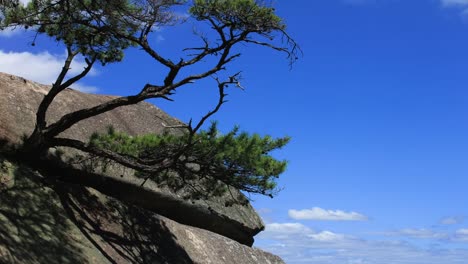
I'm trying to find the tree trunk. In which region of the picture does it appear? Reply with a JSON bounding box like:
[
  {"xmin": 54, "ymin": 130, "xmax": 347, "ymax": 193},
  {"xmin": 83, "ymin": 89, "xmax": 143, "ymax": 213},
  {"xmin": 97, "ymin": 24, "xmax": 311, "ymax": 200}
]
[{"xmin": 20, "ymin": 128, "xmax": 51, "ymax": 163}]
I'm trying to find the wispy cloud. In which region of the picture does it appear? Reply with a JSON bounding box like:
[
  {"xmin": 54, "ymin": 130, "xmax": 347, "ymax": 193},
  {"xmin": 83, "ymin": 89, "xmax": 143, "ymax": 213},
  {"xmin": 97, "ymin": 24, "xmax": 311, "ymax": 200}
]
[
  {"xmin": 256, "ymin": 222, "xmax": 468, "ymax": 264},
  {"xmin": 0, "ymin": 50, "xmax": 99, "ymax": 93},
  {"xmin": 440, "ymin": 216, "xmax": 464, "ymax": 225},
  {"xmin": 440, "ymin": 0, "xmax": 468, "ymax": 17},
  {"xmin": 307, "ymin": 230, "xmax": 351, "ymax": 242},
  {"xmin": 288, "ymin": 207, "xmax": 368, "ymax": 221},
  {"xmin": 384, "ymin": 228, "xmax": 449, "ymax": 240},
  {"xmin": 72, "ymin": 83, "xmax": 99, "ymax": 93},
  {"xmin": 381, "ymin": 227, "xmax": 468, "ymax": 243},
  {"xmin": 259, "ymin": 222, "xmax": 356, "ymax": 243},
  {"xmin": 262, "ymin": 222, "xmax": 315, "ymax": 239},
  {"xmin": 454, "ymin": 229, "xmax": 468, "ymax": 242}
]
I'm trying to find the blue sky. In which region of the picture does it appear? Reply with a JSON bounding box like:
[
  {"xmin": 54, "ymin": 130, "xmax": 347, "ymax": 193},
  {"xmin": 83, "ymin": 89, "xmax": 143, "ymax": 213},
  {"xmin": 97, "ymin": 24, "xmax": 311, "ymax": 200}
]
[{"xmin": 1, "ymin": 0, "xmax": 468, "ymax": 263}]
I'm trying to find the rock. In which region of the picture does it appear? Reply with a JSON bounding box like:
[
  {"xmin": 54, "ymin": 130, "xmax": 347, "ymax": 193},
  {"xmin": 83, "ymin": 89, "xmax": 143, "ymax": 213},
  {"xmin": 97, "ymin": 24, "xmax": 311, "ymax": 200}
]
[
  {"xmin": 0, "ymin": 72, "xmax": 264, "ymax": 246},
  {"xmin": 0, "ymin": 155, "xmax": 284, "ymax": 264}
]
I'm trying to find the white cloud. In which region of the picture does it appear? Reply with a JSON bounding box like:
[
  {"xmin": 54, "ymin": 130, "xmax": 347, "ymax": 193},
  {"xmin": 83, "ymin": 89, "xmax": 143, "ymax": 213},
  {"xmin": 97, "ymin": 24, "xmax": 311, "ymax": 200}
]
[
  {"xmin": 289, "ymin": 207, "xmax": 368, "ymax": 221},
  {"xmin": 307, "ymin": 231, "xmax": 349, "ymax": 242},
  {"xmin": 265, "ymin": 222, "xmax": 314, "ymax": 234},
  {"xmin": 380, "ymin": 227, "xmax": 468, "ymax": 243},
  {"xmin": 386, "ymin": 228, "xmax": 448, "ymax": 240},
  {"xmin": 0, "ymin": 27, "xmax": 27, "ymax": 37},
  {"xmin": 456, "ymin": 229, "xmax": 468, "ymax": 235},
  {"xmin": 259, "ymin": 222, "xmax": 355, "ymax": 245},
  {"xmin": 256, "ymin": 223, "xmax": 468, "ymax": 264},
  {"xmin": 72, "ymin": 83, "xmax": 99, "ymax": 93},
  {"xmin": 0, "ymin": 50, "xmax": 99, "ymax": 93},
  {"xmin": 454, "ymin": 229, "xmax": 468, "ymax": 242},
  {"xmin": 440, "ymin": 216, "xmax": 464, "ymax": 225},
  {"xmin": 262, "ymin": 222, "xmax": 315, "ymax": 240}
]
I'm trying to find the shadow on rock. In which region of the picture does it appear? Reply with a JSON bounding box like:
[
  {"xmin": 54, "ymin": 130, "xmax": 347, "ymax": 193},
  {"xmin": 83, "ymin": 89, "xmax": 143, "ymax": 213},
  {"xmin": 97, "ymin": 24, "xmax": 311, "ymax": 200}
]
[
  {"xmin": 0, "ymin": 159, "xmax": 87, "ymax": 264},
  {"xmin": 0, "ymin": 156, "xmax": 193, "ymax": 264},
  {"xmin": 55, "ymin": 184, "xmax": 193, "ymax": 264}
]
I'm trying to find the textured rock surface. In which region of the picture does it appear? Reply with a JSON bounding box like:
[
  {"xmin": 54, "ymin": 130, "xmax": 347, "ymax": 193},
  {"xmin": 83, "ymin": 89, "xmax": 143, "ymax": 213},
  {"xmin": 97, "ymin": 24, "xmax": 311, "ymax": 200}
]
[
  {"xmin": 0, "ymin": 73, "xmax": 181, "ymax": 143},
  {"xmin": 0, "ymin": 156, "xmax": 284, "ymax": 264},
  {"xmin": 0, "ymin": 72, "xmax": 264, "ymax": 246}
]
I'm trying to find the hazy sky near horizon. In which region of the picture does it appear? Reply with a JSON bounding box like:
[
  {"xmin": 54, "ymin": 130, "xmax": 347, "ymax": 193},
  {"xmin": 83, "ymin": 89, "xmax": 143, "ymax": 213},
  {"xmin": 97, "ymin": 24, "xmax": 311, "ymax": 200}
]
[{"xmin": 1, "ymin": 0, "xmax": 468, "ymax": 263}]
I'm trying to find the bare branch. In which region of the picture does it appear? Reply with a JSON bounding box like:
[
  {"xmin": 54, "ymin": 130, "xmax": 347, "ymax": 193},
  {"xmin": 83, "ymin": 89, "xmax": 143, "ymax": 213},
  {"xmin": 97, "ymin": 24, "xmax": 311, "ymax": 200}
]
[
  {"xmin": 60, "ymin": 55, "xmax": 96, "ymax": 91},
  {"xmin": 243, "ymin": 39, "xmax": 288, "ymax": 53},
  {"xmin": 191, "ymin": 72, "xmax": 242, "ymax": 134}
]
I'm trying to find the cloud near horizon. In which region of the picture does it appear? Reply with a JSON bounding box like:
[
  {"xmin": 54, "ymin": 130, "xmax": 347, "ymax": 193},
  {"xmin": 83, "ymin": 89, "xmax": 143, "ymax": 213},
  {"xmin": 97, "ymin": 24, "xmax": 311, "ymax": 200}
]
[
  {"xmin": 380, "ymin": 227, "xmax": 468, "ymax": 243},
  {"xmin": 256, "ymin": 222, "xmax": 468, "ymax": 263},
  {"xmin": 0, "ymin": 50, "xmax": 99, "ymax": 93},
  {"xmin": 384, "ymin": 228, "xmax": 449, "ymax": 240},
  {"xmin": 288, "ymin": 207, "xmax": 368, "ymax": 221},
  {"xmin": 259, "ymin": 222, "xmax": 356, "ymax": 243},
  {"xmin": 454, "ymin": 229, "xmax": 468, "ymax": 242},
  {"xmin": 344, "ymin": 0, "xmax": 468, "ymax": 6}
]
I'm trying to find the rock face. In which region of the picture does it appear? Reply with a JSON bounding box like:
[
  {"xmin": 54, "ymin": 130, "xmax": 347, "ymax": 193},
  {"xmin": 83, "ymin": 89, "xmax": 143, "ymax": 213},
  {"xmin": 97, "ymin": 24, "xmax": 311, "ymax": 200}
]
[
  {"xmin": 0, "ymin": 73, "xmax": 181, "ymax": 144},
  {"xmin": 0, "ymin": 155, "xmax": 285, "ymax": 264},
  {"xmin": 0, "ymin": 72, "xmax": 264, "ymax": 246}
]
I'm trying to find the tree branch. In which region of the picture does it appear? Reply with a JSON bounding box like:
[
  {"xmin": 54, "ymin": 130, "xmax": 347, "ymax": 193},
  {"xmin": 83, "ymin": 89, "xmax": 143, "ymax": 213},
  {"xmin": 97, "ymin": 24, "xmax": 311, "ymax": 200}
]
[
  {"xmin": 44, "ymin": 89, "xmax": 156, "ymax": 138},
  {"xmin": 191, "ymin": 73, "xmax": 240, "ymax": 134},
  {"xmin": 34, "ymin": 46, "xmax": 76, "ymax": 130},
  {"xmin": 35, "ymin": 47, "xmax": 96, "ymax": 133},
  {"xmin": 51, "ymin": 137, "xmax": 171, "ymax": 174}
]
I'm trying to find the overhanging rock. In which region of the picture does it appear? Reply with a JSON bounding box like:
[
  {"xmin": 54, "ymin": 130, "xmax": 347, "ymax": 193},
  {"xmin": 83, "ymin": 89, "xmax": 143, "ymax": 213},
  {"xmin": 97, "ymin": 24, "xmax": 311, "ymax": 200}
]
[{"xmin": 0, "ymin": 155, "xmax": 285, "ymax": 264}]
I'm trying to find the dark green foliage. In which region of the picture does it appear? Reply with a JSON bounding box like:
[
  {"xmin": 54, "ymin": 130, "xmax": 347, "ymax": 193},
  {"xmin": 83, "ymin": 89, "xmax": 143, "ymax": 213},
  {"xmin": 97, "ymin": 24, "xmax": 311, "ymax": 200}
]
[
  {"xmin": 3, "ymin": 0, "xmax": 127, "ymax": 63},
  {"xmin": 1, "ymin": 0, "xmax": 292, "ymax": 64},
  {"xmin": 190, "ymin": 0, "xmax": 285, "ymax": 32},
  {"xmin": 1, "ymin": 0, "xmax": 182, "ymax": 64},
  {"xmin": 89, "ymin": 123, "xmax": 289, "ymax": 199}
]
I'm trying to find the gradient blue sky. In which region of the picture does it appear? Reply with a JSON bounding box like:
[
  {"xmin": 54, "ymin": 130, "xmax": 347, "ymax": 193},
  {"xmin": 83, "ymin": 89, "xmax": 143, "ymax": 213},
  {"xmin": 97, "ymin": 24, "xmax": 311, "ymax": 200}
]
[{"xmin": 1, "ymin": 0, "xmax": 468, "ymax": 263}]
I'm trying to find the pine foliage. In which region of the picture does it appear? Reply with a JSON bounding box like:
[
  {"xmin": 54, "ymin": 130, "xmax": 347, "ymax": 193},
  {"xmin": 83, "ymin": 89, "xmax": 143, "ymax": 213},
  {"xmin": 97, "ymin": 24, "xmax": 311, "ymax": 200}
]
[{"xmin": 89, "ymin": 123, "xmax": 289, "ymax": 200}]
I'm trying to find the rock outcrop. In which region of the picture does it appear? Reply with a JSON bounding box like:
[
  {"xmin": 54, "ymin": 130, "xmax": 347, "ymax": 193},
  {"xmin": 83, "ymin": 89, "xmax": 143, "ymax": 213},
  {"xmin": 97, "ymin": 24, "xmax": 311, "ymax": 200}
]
[
  {"xmin": 0, "ymin": 155, "xmax": 284, "ymax": 264},
  {"xmin": 0, "ymin": 72, "xmax": 265, "ymax": 247}
]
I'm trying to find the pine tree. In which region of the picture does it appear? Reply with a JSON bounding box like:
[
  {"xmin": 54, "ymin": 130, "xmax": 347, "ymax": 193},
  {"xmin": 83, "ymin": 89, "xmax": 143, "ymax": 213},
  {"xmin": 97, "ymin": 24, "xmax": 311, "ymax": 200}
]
[{"xmin": 0, "ymin": 0, "xmax": 299, "ymax": 198}]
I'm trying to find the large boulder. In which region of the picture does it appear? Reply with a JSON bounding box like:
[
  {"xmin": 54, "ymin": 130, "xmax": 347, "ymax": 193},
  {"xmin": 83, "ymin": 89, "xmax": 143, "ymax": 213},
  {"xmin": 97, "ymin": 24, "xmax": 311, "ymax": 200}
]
[
  {"xmin": 0, "ymin": 155, "xmax": 284, "ymax": 264},
  {"xmin": 0, "ymin": 72, "xmax": 264, "ymax": 246}
]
